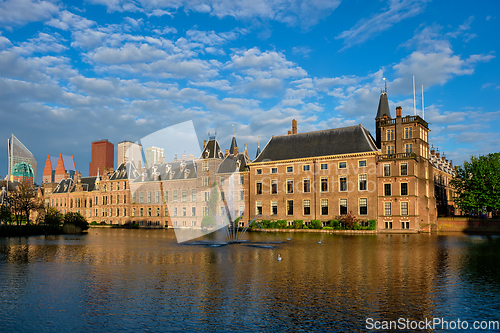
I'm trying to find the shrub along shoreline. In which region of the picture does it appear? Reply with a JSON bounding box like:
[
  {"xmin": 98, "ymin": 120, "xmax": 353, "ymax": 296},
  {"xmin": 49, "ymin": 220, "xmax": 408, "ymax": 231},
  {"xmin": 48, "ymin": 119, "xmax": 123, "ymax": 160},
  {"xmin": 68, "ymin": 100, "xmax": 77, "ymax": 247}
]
[{"xmin": 250, "ymin": 218, "xmax": 377, "ymax": 231}]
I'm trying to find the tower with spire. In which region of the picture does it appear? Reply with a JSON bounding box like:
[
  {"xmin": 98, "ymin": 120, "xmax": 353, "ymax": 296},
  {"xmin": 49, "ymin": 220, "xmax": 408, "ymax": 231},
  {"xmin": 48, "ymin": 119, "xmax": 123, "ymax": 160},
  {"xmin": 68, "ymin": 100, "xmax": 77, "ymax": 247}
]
[{"xmin": 375, "ymin": 87, "xmax": 391, "ymax": 149}]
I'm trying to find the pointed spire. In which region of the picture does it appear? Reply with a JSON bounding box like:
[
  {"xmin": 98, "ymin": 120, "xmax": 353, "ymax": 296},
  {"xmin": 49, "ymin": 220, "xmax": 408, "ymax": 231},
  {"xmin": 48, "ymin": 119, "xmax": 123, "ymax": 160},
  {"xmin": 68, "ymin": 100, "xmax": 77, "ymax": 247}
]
[
  {"xmin": 229, "ymin": 124, "xmax": 238, "ymax": 154},
  {"xmin": 376, "ymin": 91, "xmax": 391, "ymax": 119},
  {"xmin": 54, "ymin": 153, "xmax": 66, "ymax": 183},
  {"xmin": 42, "ymin": 154, "xmax": 53, "ymax": 183},
  {"xmin": 244, "ymin": 142, "xmax": 249, "ymax": 158}
]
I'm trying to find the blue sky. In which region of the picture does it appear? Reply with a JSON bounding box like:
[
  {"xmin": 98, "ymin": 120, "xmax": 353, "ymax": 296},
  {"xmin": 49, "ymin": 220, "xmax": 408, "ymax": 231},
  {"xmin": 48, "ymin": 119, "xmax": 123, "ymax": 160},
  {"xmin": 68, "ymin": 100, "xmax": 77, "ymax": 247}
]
[{"xmin": 0, "ymin": 0, "xmax": 498, "ymax": 179}]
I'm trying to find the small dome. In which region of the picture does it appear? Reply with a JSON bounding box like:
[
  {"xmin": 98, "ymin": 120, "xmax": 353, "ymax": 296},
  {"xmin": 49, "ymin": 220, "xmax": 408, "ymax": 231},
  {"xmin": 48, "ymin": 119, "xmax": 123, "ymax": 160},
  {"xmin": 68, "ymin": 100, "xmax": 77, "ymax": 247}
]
[{"xmin": 12, "ymin": 162, "xmax": 35, "ymax": 178}]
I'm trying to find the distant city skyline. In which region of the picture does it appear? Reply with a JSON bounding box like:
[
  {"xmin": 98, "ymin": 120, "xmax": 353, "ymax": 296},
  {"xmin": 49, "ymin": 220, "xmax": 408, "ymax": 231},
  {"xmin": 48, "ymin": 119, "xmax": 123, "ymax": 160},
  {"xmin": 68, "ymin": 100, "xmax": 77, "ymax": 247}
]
[{"xmin": 0, "ymin": 0, "xmax": 499, "ymax": 180}]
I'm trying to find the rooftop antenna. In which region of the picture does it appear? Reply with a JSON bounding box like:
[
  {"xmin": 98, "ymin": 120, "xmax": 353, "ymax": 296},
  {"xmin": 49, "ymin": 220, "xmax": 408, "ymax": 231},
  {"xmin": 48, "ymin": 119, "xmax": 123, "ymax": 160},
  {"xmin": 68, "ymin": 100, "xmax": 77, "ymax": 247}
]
[
  {"xmin": 413, "ymin": 75, "xmax": 416, "ymax": 116},
  {"xmin": 421, "ymin": 84, "xmax": 424, "ymax": 120}
]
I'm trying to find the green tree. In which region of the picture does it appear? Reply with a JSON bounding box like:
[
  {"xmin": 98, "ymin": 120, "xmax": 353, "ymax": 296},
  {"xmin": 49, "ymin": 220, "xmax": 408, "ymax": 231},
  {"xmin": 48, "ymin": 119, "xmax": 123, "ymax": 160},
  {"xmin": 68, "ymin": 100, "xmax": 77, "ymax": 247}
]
[
  {"xmin": 64, "ymin": 212, "xmax": 89, "ymax": 231},
  {"xmin": 0, "ymin": 204, "xmax": 11, "ymax": 225},
  {"xmin": 450, "ymin": 153, "xmax": 500, "ymax": 217},
  {"xmin": 44, "ymin": 207, "xmax": 63, "ymax": 226}
]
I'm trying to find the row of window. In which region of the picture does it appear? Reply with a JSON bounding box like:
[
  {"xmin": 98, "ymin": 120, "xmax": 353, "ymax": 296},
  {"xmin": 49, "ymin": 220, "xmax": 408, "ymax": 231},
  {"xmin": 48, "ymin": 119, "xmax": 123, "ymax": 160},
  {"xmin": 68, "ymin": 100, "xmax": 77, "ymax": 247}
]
[
  {"xmin": 383, "ymin": 202, "xmax": 409, "ymax": 216},
  {"xmin": 384, "ymin": 182, "xmax": 409, "ymax": 196},
  {"xmin": 256, "ymin": 176, "xmax": 371, "ymax": 194},
  {"xmin": 385, "ymin": 127, "xmax": 414, "ymax": 141},
  {"xmin": 101, "ymin": 181, "xmax": 127, "ymax": 192},
  {"xmin": 383, "ymin": 163, "xmax": 408, "ymax": 177},
  {"xmin": 255, "ymin": 198, "xmax": 368, "ymax": 216},
  {"xmin": 255, "ymin": 160, "xmax": 369, "ymax": 175},
  {"xmin": 386, "ymin": 144, "xmax": 413, "ymax": 155}
]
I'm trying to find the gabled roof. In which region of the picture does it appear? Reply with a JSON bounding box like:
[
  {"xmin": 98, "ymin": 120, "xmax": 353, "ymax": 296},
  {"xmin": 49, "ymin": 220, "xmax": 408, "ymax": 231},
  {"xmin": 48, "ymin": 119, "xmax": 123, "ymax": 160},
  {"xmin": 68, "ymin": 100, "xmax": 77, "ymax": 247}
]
[
  {"xmin": 217, "ymin": 153, "xmax": 250, "ymax": 174},
  {"xmin": 376, "ymin": 92, "xmax": 391, "ymax": 119},
  {"xmin": 253, "ymin": 125, "xmax": 378, "ymax": 163},
  {"xmin": 200, "ymin": 139, "xmax": 223, "ymax": 159}
]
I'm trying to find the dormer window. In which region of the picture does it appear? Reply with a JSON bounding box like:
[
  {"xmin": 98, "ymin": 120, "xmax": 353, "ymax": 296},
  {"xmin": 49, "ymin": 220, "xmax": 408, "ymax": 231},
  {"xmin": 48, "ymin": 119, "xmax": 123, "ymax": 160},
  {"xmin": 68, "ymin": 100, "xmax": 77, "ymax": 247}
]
[{"xmin": 184, "ymin": 169, "xmax": 190, "ymax": 179}]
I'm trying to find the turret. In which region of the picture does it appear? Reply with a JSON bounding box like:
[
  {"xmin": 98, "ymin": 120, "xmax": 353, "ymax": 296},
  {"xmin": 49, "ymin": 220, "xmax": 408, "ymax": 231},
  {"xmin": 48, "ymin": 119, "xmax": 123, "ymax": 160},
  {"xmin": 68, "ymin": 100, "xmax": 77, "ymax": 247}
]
[{"xmin": 375, "ymin": 91, "xmax": 391, "ymax": 149}]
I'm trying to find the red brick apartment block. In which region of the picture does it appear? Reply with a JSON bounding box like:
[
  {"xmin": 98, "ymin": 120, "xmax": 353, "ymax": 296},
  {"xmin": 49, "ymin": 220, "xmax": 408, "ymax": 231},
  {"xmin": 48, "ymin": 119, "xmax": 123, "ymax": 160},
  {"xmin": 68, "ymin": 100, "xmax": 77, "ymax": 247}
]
[{"xmin": 89, "ymin": 139, "xmax": 114, "ymax": 177}]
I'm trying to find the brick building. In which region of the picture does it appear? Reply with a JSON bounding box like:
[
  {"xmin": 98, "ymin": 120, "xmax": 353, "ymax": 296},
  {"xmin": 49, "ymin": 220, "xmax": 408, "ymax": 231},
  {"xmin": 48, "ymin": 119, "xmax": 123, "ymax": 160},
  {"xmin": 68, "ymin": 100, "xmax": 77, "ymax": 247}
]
[
  {"xmin": 89, "ymin": 139, "xmax": 114, "ymax": 177},
  {"xmin": 43, "ymin": 91, "xmax": 455, "ymax": 231}
]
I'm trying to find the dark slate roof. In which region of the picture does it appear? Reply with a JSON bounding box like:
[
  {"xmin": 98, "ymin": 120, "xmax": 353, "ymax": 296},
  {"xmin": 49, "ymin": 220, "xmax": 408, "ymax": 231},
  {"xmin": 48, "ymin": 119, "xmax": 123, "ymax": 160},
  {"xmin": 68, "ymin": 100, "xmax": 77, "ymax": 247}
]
[
  {"xmin": 200, "ymin": 139, "xmax": 223, "ymax": 159},
  {"xmin": 109, "ymin": 162, "xmax": 135, "ymax": 180},
  {"xmin": 217, "ymin": 153, "xmax": 250, "ymax": 174},
  {"xmin": 253, "ymin": 125, "xmax": 378, "ymax": 163},
  {"xmin": 53, "ymin": 178, "xmax": 74, "ymax": 193},
  {"xmin": 132, "ymin": 160, "xmax": 197, "ymax": 183},
  {"xmin": 229, "ymin": 136, "xmax": 238, "ymax": 154},
  {"xmin": 79, "ymin": 177, "xmax": 97, "ymax": 192},
  {"xmin": 376, "ymin": 92, "xmax": 391, "ymax": 119}
]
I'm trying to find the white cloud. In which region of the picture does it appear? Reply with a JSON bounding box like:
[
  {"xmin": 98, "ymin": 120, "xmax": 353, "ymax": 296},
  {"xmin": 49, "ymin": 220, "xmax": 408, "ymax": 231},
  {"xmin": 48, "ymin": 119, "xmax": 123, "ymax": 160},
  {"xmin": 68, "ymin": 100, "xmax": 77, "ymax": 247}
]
[
  {"xmin": 46, "ymin": 10, "xmax": 95, "ymax": 31},
  {"xmin": 13, "ymin": 32, "xmax": 67, "ymax": 55},
  {"xmin": 314, "ymin": 75, "xmax": 360, "ymax": 92},
  {"xmin": 87, "ymin": 0, "xmax": 340, "ymax": 28},
  {"xmin": 292, "ymin": 46, "xmax": 312, "ymax": 57},
  {"xmin": 0, "ymin": 0, "xmax": 59, "ymax": 28},
  {"xmin": 88, "ymin": 43, "xmax": 167, "ymax": 64},
  {"xmin": 336, "ymin": 0, "xmax": 429, "ymax": 49},
  {"xmin": 188, "ymin": 80, "xmax": 232, "ymax": 91}
]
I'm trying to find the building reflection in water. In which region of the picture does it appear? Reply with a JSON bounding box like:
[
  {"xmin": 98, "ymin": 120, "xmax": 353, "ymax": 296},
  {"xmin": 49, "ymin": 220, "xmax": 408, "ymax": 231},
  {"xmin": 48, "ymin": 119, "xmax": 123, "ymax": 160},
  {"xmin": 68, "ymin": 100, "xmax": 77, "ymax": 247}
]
[{"xmin": 1, "ymin": 230, "xmax": 499, "ymax": 331}]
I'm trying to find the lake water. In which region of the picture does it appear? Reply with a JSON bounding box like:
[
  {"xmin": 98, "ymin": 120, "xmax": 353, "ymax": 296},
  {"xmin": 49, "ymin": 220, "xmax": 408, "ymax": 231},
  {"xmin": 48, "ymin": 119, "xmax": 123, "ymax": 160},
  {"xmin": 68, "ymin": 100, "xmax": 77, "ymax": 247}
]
[{"xmin": 1, "ymin": 229, "xmax": 499, "ymax": 332}]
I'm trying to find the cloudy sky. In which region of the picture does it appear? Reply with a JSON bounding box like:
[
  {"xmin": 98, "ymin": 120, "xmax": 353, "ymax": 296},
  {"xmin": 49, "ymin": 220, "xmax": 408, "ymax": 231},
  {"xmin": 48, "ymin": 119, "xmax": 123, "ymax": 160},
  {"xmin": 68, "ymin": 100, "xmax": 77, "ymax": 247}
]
[{"xmin": 0, "ymin": 0, "xmax": 498, "ymax": 179}]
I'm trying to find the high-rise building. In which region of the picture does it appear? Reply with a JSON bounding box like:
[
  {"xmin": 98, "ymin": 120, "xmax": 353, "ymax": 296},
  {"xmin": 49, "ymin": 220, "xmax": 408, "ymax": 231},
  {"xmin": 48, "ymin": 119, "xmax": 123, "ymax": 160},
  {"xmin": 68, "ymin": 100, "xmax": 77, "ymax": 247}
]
[
  {"xmin": 145, "ymin": 146, "xmax": 164, "ymax": 167},
  {"xmin": 117, "ymin": 140, "xmax": 142, "ymax": 168},
  {"xmin": 8, "ymin": 134, "xmax": 37, "ymax": 184},
  {"xmin": 89, "ymin": 139, "xmax": 114, "ymax": 177}
]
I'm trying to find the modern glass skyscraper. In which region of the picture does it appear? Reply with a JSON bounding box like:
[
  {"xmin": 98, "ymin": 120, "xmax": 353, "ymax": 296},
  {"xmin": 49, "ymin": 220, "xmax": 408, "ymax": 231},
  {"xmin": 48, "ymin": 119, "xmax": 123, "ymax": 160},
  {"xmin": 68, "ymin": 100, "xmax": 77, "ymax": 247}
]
[{"xmin": 8, "ymin": 134, "xmax": 37, "ymax": 184}]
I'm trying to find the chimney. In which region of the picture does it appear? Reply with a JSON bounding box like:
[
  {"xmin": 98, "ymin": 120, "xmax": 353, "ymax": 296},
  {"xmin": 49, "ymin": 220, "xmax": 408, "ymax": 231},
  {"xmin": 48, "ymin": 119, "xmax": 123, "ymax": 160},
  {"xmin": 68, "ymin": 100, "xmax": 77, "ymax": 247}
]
[
  {"xmin": 174, "ymin": 154, "xmax": 177, "ymax": 161},
  {"xmin": 182, "ymin": 154, "xmax": 186, "ymax": 161},
  {"xmin": 292, "ymin": 119, "xmax": 297, "ymax": 134},
  {"xmin": 225, "ymin": 149, "xmax": 229, "ymax": 157},
  {"xmin": 234, "ymin": 147, "xmax": 239, "ymax": 156},
  {"xmin": 203, "ymin": 140, "xmax": 207, "ymax": 148},
  {"xmin": 190, "ymin": 154, "xmax": 194, "ymax": 160},
  {"xmin": 396, "ymin": 106, "xmax": 402, "ymax": 117},
  {"xmin": 450, "ymin": 160, "xmax": 453, "ymax": 168},
  {"xmin": 288, "ymin": 130, "xmax": 291, "ymax": 135}
]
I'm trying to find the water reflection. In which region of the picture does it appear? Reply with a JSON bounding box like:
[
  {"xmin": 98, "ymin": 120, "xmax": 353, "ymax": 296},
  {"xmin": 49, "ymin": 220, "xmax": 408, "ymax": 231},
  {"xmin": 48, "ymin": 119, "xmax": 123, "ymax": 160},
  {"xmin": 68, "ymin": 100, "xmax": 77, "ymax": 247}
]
[{"xmin": 1, "ymin": 230, "xmax": 499, "ymax": 332}]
